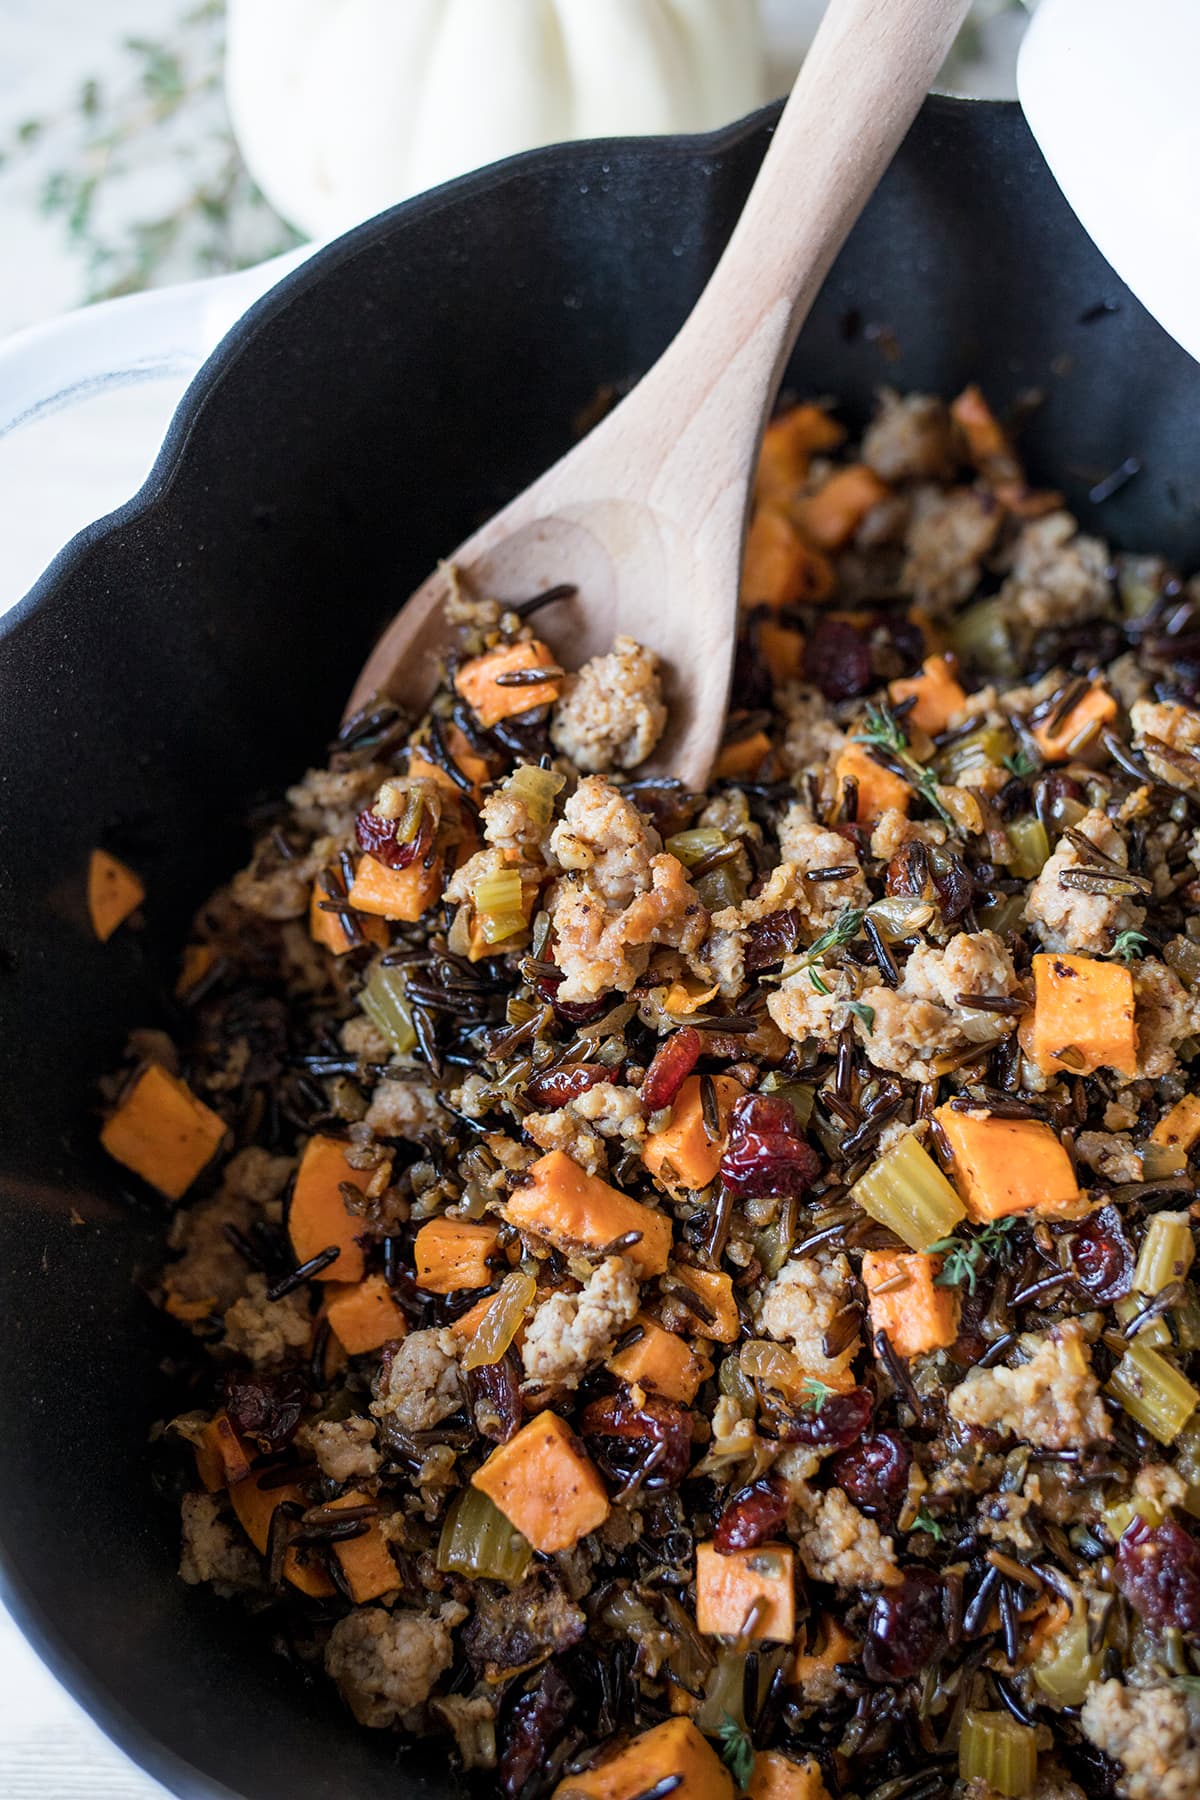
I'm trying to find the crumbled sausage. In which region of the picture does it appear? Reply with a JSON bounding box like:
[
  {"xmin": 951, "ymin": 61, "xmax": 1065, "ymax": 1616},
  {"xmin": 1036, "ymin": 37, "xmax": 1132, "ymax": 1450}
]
[
  {"xmin": 550, "ymin": 775, "xmax": 661, "ymax": 906},
  {"xmin": 902, "ymin": 485, "xmax": 1003, "ymax": 613},
  {"xmin": 1130, "ymin": 698, "xmax": 1200, "ymax": 790},
  {"xmin": 862, "ymin": 390, "xmax": 956, "ymax": 484},
  {"xmin": 778, "ymin": 683, "xmax": 845, "ymax": 775},
  {"xmin": 341, "ymin": 1012, "xmax": 393, "ymax": 1063},
  {"xmin": 285, "ymin": 763, "xmax": 384, "ymax": 838},
  {"xmin": 998, "ymin": 512, "xmax": 1112, "ymax": 635},
  {"xmin": 1132, "ymin": 957, "xmax": 1200, "ymax": 1079},
  {"xmin": 178, "ymin": 1491, "xmax": 263, "ymax": 1592},
  {"xmin": 758, "ymin": 1253, "xmax": 859, "ymax": 1383},
  {"xmin": 792, "ymin": 1485, "xmax": 901, "ymax": 1589},
  {"xmin": 521, "ymin": 1256, "xmax": 640, "ymax": 1389},
  {"xmin": 462, "ymin": 1568, "xmax": 585, "ymax": 1679},
  {"xmin": 550, "ymin": 636, "xmax": 667, "ymax": 773},
  {"xmin": 371, "ymin": 1328, "xmax": 464, "ymax": 1433},
  {"xmin": 365, "ymin": 1079, "xmax": 443, "ymax": 1141},
  {"xmin": 1023, "ymin": 810, "xmax": 1146, "ymax": 954},
  {"xmin": 1075, "ymin": 1130, "xmax": 1141, "ymax": 1184},
  {"xmin": 948, "ymin": 1322, "xmax": 1111, "ymax": 1450},
  {"xmin": 774, "ymin": 814, "xmax": 871, "ymax": 931},
  {"xmin": 324, "ymin": 1602, "xmax": 466, "ymax": 1728},
  {"xmin": 868, "ymin": 808, "xmax": 946, "ymax": 862},
  {"xmin": 299, "ymin": 1416, "xmax": 382, "ymax": 1484},
  {"xmin": 524, "ymin": 1105, "xmax": 607, "ymax": 1174},
  {"xmin": 1081, "ymin": 1679, "xmax": 1200, "ymax": 1800},
  {"xmin": 478, "ymin": 786, "xmax": 554, "ymax": 863},
  {"xmin": 221, "ymin": 1272, "xmax": 313, "ymax": 1367}
]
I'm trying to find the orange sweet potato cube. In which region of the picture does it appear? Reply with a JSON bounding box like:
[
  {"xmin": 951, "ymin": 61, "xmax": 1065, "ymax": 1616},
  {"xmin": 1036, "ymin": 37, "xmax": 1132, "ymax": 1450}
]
[
  {"xmin": 193, "ymin": 1412, "xmax": 253, "ymax": 1491},
  {"xmin": 309, "ymin": 876, "xmax": 389, "ymax": 954},
  {"xmin": 889, "ymin": 654, "xmax": 967, "ymax": 737},
  {"xmin": 695, "ymin": 1542, "xmax": 795, "ymax": 1642},
  {"xmin": 934, "ymin": 1104, "xmax": 1079, "ymax": 1222},
  {"xmin": 228, "ymin": 1473, "xmax": 336, "ymax": 1597},
  {"xmin": 747, "ymin": 1752, "xmax": 831, "ymax": 1800},
  {"xmin": 741, "ymin": 508, "xmax": 834, "ymax": 610},
  {"xmin": 713, "ymin": 730, "xmax": 773, "ymax": 781},
  {"xmin": 328, "ymin": 1490, "xmax": 399, "ymax": 1603},
  {"xmin": 408, "ymin": 720, "xmax": 492, "ymax": 804},
  {"xmin": 454, "ymin": 639, "xmax": 562, "ymax": 728},
  {"xmin": 325, "ymin": 1275, "xmax": 408, "ymax": 1354},
  {"xmin": 861, "ymin": 1250, "xmax": 959, "ymax": 1359},
  {"xmin": 758, "ymin": 619, "xmax": 806, "ymax": 687},
  {"xmin": 670, "ymin": 1266, "xmax": 740, "ymax": 1343},
  {"xmin": 88, "ymin": 848, "xmax": 144, "ymax": 942},
  {"xmin": 643, "ymin": 1074, "xmax": 744, "ymax": 1192},
  {"xmin": 608, "ymin": 1316, "xmax": 712, "ymax": 1404},
  {"xmin": 175, "ymin": 943, "xmax": 216, "ymax": 999},
  {"xmin": 553, "ymin": 1717, "xmax": 733, "ymax": 1800},
  {"xmin": 789, "ymin": 1613, "xmax": 858, "ymax": 1690},
  {"xmin": 1151, "ymin": 1094, "xmax": 1200, "ymax": 1153},
  {"xmin": 833, "ymin": 741, "xmax": 911, "ymax": 824},
  {"xmin": 472, "ymin": 1410, "xmax": 609, "ymax": 1553},
  {"xmin": 1032, "ymin": 685, "xmax": 1117, "ymax": 762},
  {"xmin": 793, "ymin": 464, "xmax": 889, "ymax": 550},
  {"xmin": 508, "ymin": 1151, "xmax": 672, "ymax": 1278},
  {"xmin": 414, "ymin": 1218, "xmax": 501, "ymax": 1293},
  {"xmin": 347, "ymin": 852, "xmax": 442, "ymax": 923},
  {"xmin": 100, "ymin": 1062, "xmax": 225, "ymax": 1201},
  {"xmin": 755, "ymin": 403, "xmax": 846, "ymax": 507},
  {"xmin": 1030, "ymin": 953, "xmax": 1137, "ymax": 1078},
  {"xmin": 289, "ymin": 1134, "xmax": 370, "ymax": 1283}
]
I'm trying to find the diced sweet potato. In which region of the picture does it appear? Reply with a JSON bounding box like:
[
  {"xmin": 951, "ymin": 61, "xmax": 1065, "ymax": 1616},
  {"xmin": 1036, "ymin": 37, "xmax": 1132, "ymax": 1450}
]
[
  {"xmin": 950, "ymin": 384, "xmax": 1019, "ymax": 478},
  {"xmin": 861, "ymin": 1250, "xmax": 959, "ymax": 1359},
  {"xmin": 747, "ymin": 1751, "xmax": 831, "ymax": 1800},
  {"xmin": 758, "ymin": 619, "xmax": 806, "ymax": 687},
  {"xmin": 608, "ymin": 1315, "xmax": 712, "ymax": 1404},
  {"xmin": 670, "ymin": 1266, "xmax": 740, "ymax": 1343},
  {"xmin": 324, "ymin": 1275, "xmax": 408, "ymax": 1354},
  {"xmin": 289, "ymin": 1134, "xmax": 370, "ymax": 1283},
  {"xmin": 409, "ymin": 721, "xmax": 492, "ymax": 804},
  {"xmin": 1029, "ymin": 953, "xmax": 1137, "ymax": 1078},
  {"xmin": 888, "ymin": 654, "xmax": 966, "ymax": 737},
  {"xmin": 741, "ymin": 509, "xmax": 835, "ymax": 609},
  {"xmin": 414, "ymin": 1218, "xmax": 501, "ymax": 1294},
  {"xmin": 228, "ymin": 1472, "xmax": 336, "ymax": 1597},
  {"xmin": 100, "ymin": 1062, "xmax": 225, "ymax": 1201},
  {"xmin": 472, "ymin": 1410, "xmax": 609, "ymax": 1553},
  {"xmin": 327, "ymin": 1490, "xmax": 399, "ymax": 1603},
  {"xmin": 643, "ymin": 1074, "xmax": 744, "ymax": 1192},
  {"xmin": 553, "ymin": 1717, "xmax": 733, "ymax": 1800},
  {"xmin": 713, "ymin": 731, "xmax": 772, "ymax": 781},
  {"xmin": 1032, "ymin": 685, "xmax": 1117, "ymax": 762},
  {"xmin": 87, "ymin": 848, "xmax": 145, "ymax": 942},
  {"xmin": 793, "ymin": 464, "xmax": 889, "ymax": 551},
  {"xmin": 175, "ymin": 943, "xmax": 217, "ymax": 999},
  {"xmin": 1151, "ymin": 1094, "xmax": 1200, "ymax": 1153},
  {"xmin": 308, "ymin": 876, "xmax": 389, "ymax": 954},
  {"xmin": 454, "ymin": 639, "xmax": 562, "ymax": 728},
  {"xmin": 755, "ymin": 403, "xmax": 846, "ymax": 508},
  {"xmin": 695, "ymin": 1542, "xmax": 795, "ymax": 1642},
  {"xmin": 833, "ymin": 741, "xmax": 911, "ymax": 824},
  {"xmin": 194, "ymin": 1412, "xmax": 254, "ymax": 1491},
  {"xmin": 508, "ymin": 1151, "xmax": 672, "ymax": 1278},
  {"xmin": 789, "ymin": 1613, "xmax": 858, "ymax": 1688},
  {"xmin": 347, "ymin": 852, "xmax": 443, "ymax": 923},
  {"xmin": 934, "ymin": 1104, "xmax": 1080, "ymax": 1222}
]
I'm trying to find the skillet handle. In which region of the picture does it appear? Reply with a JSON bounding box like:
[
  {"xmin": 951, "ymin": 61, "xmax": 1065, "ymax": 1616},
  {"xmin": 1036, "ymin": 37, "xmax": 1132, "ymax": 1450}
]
[{"xmin": 0, "ymin": 243, "xmax": 317, "ymax": 441}]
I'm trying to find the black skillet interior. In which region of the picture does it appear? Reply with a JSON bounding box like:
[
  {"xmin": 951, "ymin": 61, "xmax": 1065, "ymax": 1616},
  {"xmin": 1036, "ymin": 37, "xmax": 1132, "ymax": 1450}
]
[{"xmin": 2, "ymin": 94, "xmax": 1200, "ymax": 1800}]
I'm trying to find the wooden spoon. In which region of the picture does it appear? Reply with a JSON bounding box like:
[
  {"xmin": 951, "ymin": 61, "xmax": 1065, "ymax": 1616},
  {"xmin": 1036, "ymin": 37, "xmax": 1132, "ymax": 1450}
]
[{"xmin": 349, "ymin": 0, "xmax": 971, "ymax": 787}]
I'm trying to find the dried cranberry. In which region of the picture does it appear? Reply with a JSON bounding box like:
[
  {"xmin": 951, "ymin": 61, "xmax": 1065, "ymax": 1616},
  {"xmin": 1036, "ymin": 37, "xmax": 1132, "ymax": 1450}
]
[
  {"xmin": 528, "ymin": 956, "xmax": 611, "ymax": 1027},
  {"xmin": 499, "ymin": 1666, "xmax": 576, "ymax": 1800},
  {"xmin": 466, "ymin": 1348, "xmax": 523, "ymax": 1444},
  {"xmin": 830, "ymin": 1429, "xmax": 912, "ymax": 1522},
  {"xmin": 641, "ymin": 1028, "xmax": 702, "ymax": 1113},
  {"xmin": 580, "ymin": 1392, "xmax": 693, "ymax": 1490},
  {"xmin": 1069, "ymin": 1204, "xmax": 1134, "ymax": 1303},
  {"xmin": 743, "ymin": 908, "xmax": 805, "ymax": 974},
  {"xmin": 778, "ymin": 1384, "xmax": 874, "ymax": 1450},
  {"xmin": 223, "ymin": 1368, "xmax": 309, "ymax": 1455},
  {"xmin": 720, "ymin": 1094, "xmax": 821, "ymax": 1199},
  {"xmin": 805, "ymin": 618, "xmax": 872, "ymax": 702},
  {"xmin": 714, "ymin": 1475, "xmax": 790, "ymax": 1553},
  {"xmin": 354, "ymin": 805, "xmax": 428, "ymax": 870},
  {"xmin": 623, "ymin": 779, "xmax": 697, "ymax": 838},
  {"xmin": 1116, "ymin": 1517, "xmax": 1200, "ymax": 1635},
  {"xmin": 525, "ymin": 1064, "xmax": 613, "ymax": 1109},
  {"xmin": 863, "ymin": 1568, "xmax": 945, "ymax": 1682}
]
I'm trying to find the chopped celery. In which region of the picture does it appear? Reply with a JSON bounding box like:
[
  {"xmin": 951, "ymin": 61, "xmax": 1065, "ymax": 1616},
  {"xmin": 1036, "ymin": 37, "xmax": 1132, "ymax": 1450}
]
[
  {"xmin": 1103, "ymin": 1490, "xmax": 1170, "ymax": 1541},
  {"xmin": 359, "ymin": 963, "xmax": 417, "ymax": 1055},
  {"xmin": 696, "ymin": 865, "xmax": 747, "ymax": 912},
  {"xmin": 851, "ymin": 1132, "xmax": 966, "ymax": 1252},
  {"xmin": 666, "ymin": 828, "xmax": 727, "ymax": 868},
  {"xmin": 1134, "ymin": 1212, "xmax": 1196, "ymax": 1296},
  {"xmin": 1174, "ymin": 1417, "xmax": 1200, "ymax": 1518},
  {"xmin": 695, "ymin": 1649, "xmax": 749, "ymax": 1733},
  {"xmin": 436, "ymin": 1485, "xmax": 532, "ymax": 1584},
  {"xmin": 474, "ymin": 867, "xmax": 526, "ymax": 944},
  {"xmin": 1139, "ymin": 1142, "xmax": 1189, "ymax": 1182},
  {"xmin": 1114, "ymin": 1294, "xmax": 1172, "ymax": 1350},
  {"xmin": 462, "ymin": 1271, "xmax": 535, "ymax": 1371},
  {"xmin": 1172, "ymin": 1288, "xmax": 1200, "ymax": 1352},
  {"xmin": 959, "ymin": 1710, "xmax": 1038, "ymax": 1796},
  {"xmin": 1107, "ymin": 1338, "xmax": 1200, "ymax": 1444},
  {"xmin": 951, "ymin": 598, "xmax": 1018, "ymax": 679},
  {"xmin": 759, "ymin": 1075, "xmax": 815, "ymax": 1128},
  {"xmin": 1007, "ymin": 816, "xmax": 1051, "ymax": 881},
  {"xmin": 938, "ymin": 722, "xmax": 1014, "ymax": 785},
  {"xmin": 1032, "ymin": 1599, "xmax": 1103, "ymax": 1708},
  {"xmin": 505, "ymin": 764, "xmax": 565, "ymax": 828},
  {"xmin": 1165, "ymin": 936, "xmax": 1200, "ymax": 993}
]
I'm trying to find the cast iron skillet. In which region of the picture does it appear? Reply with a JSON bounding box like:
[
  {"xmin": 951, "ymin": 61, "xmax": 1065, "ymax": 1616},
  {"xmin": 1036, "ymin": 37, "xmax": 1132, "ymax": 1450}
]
[{"xmin": 2, "ymin": 95, "xmax": 1200, "ymax": 1800}]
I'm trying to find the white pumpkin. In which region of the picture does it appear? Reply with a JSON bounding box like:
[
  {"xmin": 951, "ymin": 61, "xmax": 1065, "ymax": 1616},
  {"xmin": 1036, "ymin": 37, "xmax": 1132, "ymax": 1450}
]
[{"xmin": 226, "ymin": 0, "xmax": 766, "ymax": 238}]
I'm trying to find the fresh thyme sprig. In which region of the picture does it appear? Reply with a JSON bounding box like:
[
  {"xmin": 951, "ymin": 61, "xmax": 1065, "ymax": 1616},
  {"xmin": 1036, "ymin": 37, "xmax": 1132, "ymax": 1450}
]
[
  {"xmin": 717, "ymin": 1716, "xmax": 756, "ymax": 1789},
  {"xmin": 910, "ymin": 1505, "xmax": 947, "ymax": 1542},
  {"xmin": 930, "ymin": 1217, "xmax": 1018, "ymax": 1294},
  {"xmin": 796, "ymin": 1377, "xmax": 837, "ymax": 1414},
  {"xmin": 853, "ymin": 703, "xmax": 955, "ymax": 827},
  {"xmin": 796, "ymin": 908, "xmax": 864, "ymax": 995},
  {"xmin": 1111, "ymin": 929, "xmax": 1150, "ymax": 963}
]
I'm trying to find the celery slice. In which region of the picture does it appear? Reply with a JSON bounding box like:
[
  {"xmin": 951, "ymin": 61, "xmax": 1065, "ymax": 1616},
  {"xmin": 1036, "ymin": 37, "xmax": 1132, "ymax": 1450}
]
[
  {"xmin": 665, "ymin": 828, "xmax": 727, "ymax": 868},
  {"xmin": 958, "ymin": 1709, "xmax": 1038, "ymax": 1796},
  {"xmin": 1107, "ymin": 1338, "xmax": 1200, "ymax": 1444},
  {"xmin": 359, "ymin": 964, "xmax": 417, "ymax": 1055},
  {"xmin": 1134, "ymin": 1211, "xmax": 1195, "ymax": 1296},
  {"xmin": 851, "ymin": 1132, "xmax": 965, "ymax": 1252},
  {"xmin": 474, "ymin": 867, "xmax": 526, "ymax": 944},
  {"xmin": 1031, "ymin": 1600, "xmax": 1103, "ymax": 1708},
  {"xmin": 1114, "ymin": 1294, "xmax": 1172, "ymax": 1350},
  {"xmin": 505, "ymin": 764, "xmax": 565, "ymax": 828},
  {"xmin": 436, "ymin": 1485, "xmax": 531, "ymax": 1585},
  {"xmin": 1006, "ymin": 816, "xmax": 1051, "ymax": 881}
]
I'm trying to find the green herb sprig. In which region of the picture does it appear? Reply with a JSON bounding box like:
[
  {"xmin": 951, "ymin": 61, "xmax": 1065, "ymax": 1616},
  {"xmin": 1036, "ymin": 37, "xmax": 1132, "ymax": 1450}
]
[{"xmin": 929, "ymin": 1217, "xmax": 1018, "ymax": 1295}]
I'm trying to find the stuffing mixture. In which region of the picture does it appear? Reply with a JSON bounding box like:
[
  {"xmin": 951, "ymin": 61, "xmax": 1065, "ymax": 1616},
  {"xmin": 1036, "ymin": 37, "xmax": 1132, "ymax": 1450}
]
[{"xmin": 101, "ymin": 386, "xmax": 1200, "ymax": 1800}]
